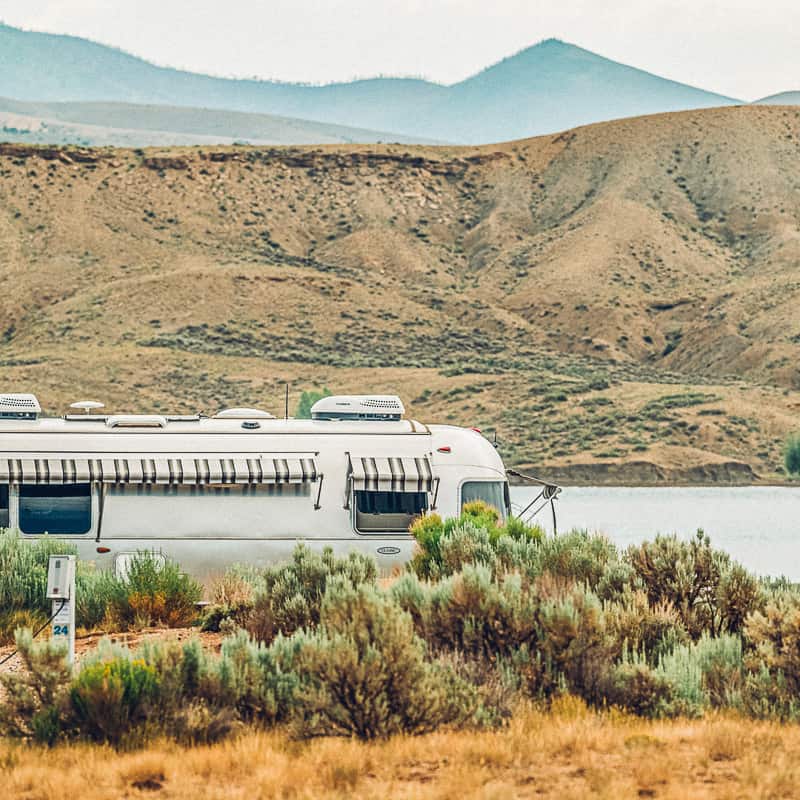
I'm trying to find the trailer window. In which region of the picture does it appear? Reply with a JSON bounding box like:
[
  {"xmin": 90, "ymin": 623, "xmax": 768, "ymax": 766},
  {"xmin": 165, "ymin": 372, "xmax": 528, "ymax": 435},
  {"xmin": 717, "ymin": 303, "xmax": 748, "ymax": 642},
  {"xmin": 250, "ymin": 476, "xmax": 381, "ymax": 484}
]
[
  {"xmin": 354, "ymin": 490, "xmax": 427, "ymax": 533},
  {"xmin": 461, "ymin": 481, "xmax": 509, "ymax": 520},
  {"xmin": 19, "ymin": 484, "xmax": 92, "ymax": 535},
  {"xmin": 0, "ymin": 485, "xmax": 8, "ymax": 528}
]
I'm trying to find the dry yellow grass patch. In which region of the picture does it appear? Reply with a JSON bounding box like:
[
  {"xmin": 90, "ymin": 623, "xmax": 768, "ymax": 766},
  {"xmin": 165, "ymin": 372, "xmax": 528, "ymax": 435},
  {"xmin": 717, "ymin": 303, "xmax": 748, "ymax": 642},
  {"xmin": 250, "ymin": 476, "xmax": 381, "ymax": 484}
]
[{"xmin": 4, "ymin": 702, "xmax": 800, "ymax": 799}]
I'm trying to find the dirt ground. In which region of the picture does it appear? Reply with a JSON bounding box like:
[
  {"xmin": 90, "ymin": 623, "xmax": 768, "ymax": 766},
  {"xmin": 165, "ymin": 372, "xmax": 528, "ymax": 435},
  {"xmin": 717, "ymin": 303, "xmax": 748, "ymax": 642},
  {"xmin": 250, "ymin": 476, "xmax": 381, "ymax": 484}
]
[{"xmin": 0, "ymin": 628, "xmax": 223, "ymax": 679}]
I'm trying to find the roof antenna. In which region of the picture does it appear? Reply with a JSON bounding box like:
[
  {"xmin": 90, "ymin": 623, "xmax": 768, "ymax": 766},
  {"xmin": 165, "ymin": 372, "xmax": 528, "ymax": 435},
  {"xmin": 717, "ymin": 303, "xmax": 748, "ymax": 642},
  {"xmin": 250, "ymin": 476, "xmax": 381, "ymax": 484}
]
[{"xmin": 284, "ymin": 383, "xmax": 289, "ymax": 420}]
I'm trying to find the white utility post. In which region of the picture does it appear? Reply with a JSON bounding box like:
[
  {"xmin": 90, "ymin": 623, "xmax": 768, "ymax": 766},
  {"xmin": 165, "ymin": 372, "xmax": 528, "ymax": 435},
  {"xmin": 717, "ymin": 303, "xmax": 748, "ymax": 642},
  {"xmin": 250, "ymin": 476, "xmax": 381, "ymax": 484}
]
[{"xmin": 46, "ymin": 554, "xmax": 76, "ymax": 666}]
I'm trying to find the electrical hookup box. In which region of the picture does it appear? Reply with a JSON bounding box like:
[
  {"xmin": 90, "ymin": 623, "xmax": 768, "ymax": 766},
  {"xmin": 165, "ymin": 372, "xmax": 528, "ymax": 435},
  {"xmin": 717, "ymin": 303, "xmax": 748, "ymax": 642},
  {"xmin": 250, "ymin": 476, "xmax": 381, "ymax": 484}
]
[{"xmin": 46, "ymin": 555, "xmax": 76, "ymax": 666}]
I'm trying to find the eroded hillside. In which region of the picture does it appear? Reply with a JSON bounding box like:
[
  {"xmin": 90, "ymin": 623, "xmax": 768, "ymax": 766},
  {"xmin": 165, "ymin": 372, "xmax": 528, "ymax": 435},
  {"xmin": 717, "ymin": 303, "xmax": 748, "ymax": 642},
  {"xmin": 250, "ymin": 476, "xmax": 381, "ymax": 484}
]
[{"xmin": 1, "ymin": 105, "xmax": 799, "ymax": 481}]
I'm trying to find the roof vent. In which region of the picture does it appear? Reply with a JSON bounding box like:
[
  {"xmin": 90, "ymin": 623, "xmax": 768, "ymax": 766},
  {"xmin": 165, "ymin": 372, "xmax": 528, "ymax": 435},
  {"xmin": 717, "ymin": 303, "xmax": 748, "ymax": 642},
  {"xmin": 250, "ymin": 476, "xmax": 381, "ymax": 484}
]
[
  {"xmin": 311, "ymin": 395, "xmax": 405, "ymax": 421},
  {"xmin": 0, "ymin": 393, "xmax": 41, "ymax": 420},
  {"xmin": 106, "ymin": 415, "xmax": 167, "ymax": 429},
  {"xmin": 214, "ymin": 407, "xmax": 276, "ymax": 419}
]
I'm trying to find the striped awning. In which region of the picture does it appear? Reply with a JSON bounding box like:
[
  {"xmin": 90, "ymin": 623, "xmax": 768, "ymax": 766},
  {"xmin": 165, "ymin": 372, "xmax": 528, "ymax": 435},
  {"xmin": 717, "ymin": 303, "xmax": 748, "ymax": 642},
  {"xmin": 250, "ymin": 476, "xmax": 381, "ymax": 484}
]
[
  {"xmin": 348, "ymin": 454, "xmax": 435, "ymax": 493},
  {"xmin": 0, "ymin": 456, "xmax": 318, "ymax": 485}
]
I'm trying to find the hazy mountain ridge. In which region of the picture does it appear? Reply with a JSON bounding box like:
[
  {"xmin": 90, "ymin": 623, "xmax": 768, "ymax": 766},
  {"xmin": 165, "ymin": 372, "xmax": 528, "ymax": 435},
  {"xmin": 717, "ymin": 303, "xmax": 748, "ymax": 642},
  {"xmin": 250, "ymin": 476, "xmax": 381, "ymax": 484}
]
[
  {"xmin": 0, "ymin": 105, "xmax": 798, "ymax": 480},
  {"xmin": 0, "ymin": 97, "xmax": 436, "ymax": 147},
  {"xmin": 756, "ymin": 91, "xmax": 800, "ymax": 105},
  {"xmin": 1, "ymin": 24, "xmax": 742, "ymax": 144}
]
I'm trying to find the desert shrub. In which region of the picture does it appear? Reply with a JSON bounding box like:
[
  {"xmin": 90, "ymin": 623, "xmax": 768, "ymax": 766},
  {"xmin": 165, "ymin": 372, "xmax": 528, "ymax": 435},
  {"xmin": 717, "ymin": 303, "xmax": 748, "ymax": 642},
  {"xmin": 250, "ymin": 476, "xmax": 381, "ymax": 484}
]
[
  {"xmin": 0, "ymin": 628, "xmax": 72, "ymax": 745},
  {"xmin": 438, "ymin": 519, "xmax": 498, "ymax": 575},
  {"xmin": 409, "ymin": 506, "xmax": 543, "ymax": 579},
  {"xmin": 0, "ymin": 608, "xmax": 48, "ymax": 646},
  {"xmin": 75, "ymin": 564, "xmax": 120, "ymax": 631},
  {"xmin": 461, "ymin": 499, "xmax": 501, "ymax": 529},
  {"xmin": 70, "ymin": 651, "xmax": 160, "ymax": 747},
  {"xmin": 605, "ymin": 590, "xmax": 689, "ymax": 664},
  {"xmin": 528, "ymin": 530, "xmax": 620, "ymax": 591},
  {"xmin": 501, "ymin": 513, "xmax": 545, "ymax": 543},
  {"xmin": 742, "ymin": 665, "xmax": 800, "ymax": 721},
  {"xmin": 741, "ymin": 594, "xmax": 800, "ymax": 718},
  {"xmin": 212, "ymin": 630, "xmax": 301, "ymax": 724},
  {"xmin": 0, "ymin": 531, "xmax": 79, "ymax": 641},
  {"xmin": 647, "ymin": 633, "xmax": 744, "ymax": 717},
  {"xmin": 602, "ymin": 660, "xmax": 675, "ymax": 717},
  {"xmin": 106, "ymin": 552, "xmax": 202, "ymax": 630},
  {"xmin": 784, "ymin": 433, "xmax": 800, "ymax": 476},
  {"xmin": 436, "ymin": 650, "xmax": 521, "ymax": 728},
  {"xmin": 285, "ymin": 581, "xmax": 475, "ymax": 739},
  {"xmin": 394, "ymin": 567, "xmax": 614, "ymax": 704},
  {"xmin": 519, "ymin": 583, "xmax": 613, "ymax": 703},
  {"xmin": 246, "ymin": 544, "xmax": 377, "ymax": 643},
  {"xmin": 201, "ymin": 564, "xmax": 262, "ymax": 632},
  {"xmin": 627, "ymin": 530, "xmax": 762, "ymax": 638},
  {"xmin": 408, "ymin": 512, "xmax": 446, "ymax": 578}
]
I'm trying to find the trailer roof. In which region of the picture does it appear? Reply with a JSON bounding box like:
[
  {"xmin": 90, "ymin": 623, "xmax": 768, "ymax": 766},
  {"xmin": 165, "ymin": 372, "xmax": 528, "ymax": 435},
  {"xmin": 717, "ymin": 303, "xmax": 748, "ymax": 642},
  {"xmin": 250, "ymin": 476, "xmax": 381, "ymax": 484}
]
[{"xmin": 0, "ymin": 416, "xmax": 431, "ymax": 435}]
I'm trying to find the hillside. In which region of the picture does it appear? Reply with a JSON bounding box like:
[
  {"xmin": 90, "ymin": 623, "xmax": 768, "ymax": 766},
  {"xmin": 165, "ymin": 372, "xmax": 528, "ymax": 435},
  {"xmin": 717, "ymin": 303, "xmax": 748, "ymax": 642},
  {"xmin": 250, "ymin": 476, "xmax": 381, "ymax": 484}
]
[
  {"xmin": 0, "ymin": 98, "xmax": 431, "ymax": 147},
  {"xmin": 0, "ymin": 24, "xmax": 739, "ymax": 143},
  {"xmin": 1, "ymin": 105, "xmax": 799, "ymax": 482},
  {"xmin": 756, "ymin": 91, "xmax": 800, "ymax": 105}
]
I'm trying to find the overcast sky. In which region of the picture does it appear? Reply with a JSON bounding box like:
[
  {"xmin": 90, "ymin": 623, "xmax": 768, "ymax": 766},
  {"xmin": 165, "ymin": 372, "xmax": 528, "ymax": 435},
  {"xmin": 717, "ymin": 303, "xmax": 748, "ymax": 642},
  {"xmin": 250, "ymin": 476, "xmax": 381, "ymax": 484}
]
[{"xmin": 0, "ymin": 0, "xmax": 796, "ymax": 100}]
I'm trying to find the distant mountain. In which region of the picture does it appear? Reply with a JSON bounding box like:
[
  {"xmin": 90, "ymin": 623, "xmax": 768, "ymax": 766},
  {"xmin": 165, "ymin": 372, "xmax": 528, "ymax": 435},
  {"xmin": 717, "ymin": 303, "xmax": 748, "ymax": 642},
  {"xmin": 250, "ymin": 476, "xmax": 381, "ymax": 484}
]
[
  {"xmin": 0, "ymin": 97, "xmax": 433, "ymax": 147},
  {"xmin": 754, "ymin": 91, "xmax": 800, "ymax": 105},
  {"xmin": 0, "ymin": 23, "xmax": 741, "ymax": 144}
]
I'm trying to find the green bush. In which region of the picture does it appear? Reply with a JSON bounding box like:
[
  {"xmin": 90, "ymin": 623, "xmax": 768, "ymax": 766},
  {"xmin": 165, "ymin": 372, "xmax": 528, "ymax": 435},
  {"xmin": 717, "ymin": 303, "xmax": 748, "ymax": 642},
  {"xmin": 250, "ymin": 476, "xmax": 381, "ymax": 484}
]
[
  {"xmin": 0, "ymin": 531, "xmax": 79, "ymax": 641},
  {"xmin": 70, "ymin": 650, "xmax": 160, "ymax": 747},
  {"xmin": 393, "ymin": 566, "xmax": 614, "ymax": 704},
  {"xmin": 528, "ymin": 529, "xmax": 620, "ymax": 592},
  {"xmin": 75, "ymin": 565, "xmax": 121, "ymax": 631},
  {"xmin": 246, "ymin": 544, "xmax": 377, "ymax": 643},
  {"xmin": 409, "ymin": 505, "xmax": 544, "ymax": 580},
  {"xmin": 605, "ymin": 590, "xmax": 689, "ymax": 664},
  {"xmin": 106, "ymin": 552, "xmax": 202, "ymax": 630},
  {"xmin": 784, "ymin": 434, "xmax": 800, "ymax": 476},
  {"xmin": 0, "ymin": 628, "xmax": 72, "ymax": 745},
  {"xmin": 601, "ymin": 660, "xmax": 675, "ymax": 718},
  {"xmin": 627, "ymin": 530, "xmax": 762, "ymax": 638},
  {"xmin": 285, "ymin": 581, "xmax": 476, "ymax": 739},
  {"xmin": 741, "ymin": 594, "xmax": 800, "ymax": 719},
  {"xmin": 213, "ymin": 630, "xmax": 301, "ymax": 724}
]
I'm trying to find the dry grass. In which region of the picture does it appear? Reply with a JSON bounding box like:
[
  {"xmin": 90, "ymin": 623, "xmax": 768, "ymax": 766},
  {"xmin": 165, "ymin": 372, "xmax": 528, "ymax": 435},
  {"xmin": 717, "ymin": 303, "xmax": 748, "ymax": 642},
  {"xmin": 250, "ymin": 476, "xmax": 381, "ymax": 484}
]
[{"xmin": 3, "ymin": 701, "xmax": 800, "ymax": 799}]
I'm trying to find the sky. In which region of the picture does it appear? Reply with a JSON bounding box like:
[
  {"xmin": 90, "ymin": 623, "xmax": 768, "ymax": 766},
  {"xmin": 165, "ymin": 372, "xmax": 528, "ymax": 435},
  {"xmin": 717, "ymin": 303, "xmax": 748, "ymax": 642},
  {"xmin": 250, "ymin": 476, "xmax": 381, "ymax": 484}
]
[{"xmin": 0, "ymin": 0, "xmax": 796, "ymax": 101}]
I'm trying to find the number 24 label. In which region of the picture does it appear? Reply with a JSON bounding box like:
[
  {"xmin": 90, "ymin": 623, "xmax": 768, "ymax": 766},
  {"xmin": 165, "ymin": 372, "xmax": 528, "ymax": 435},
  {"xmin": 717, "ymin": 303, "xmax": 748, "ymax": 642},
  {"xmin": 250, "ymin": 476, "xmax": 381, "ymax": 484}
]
[{"xmin": 53, "ymin": 625, "xmax": 69, "ymax": 636}]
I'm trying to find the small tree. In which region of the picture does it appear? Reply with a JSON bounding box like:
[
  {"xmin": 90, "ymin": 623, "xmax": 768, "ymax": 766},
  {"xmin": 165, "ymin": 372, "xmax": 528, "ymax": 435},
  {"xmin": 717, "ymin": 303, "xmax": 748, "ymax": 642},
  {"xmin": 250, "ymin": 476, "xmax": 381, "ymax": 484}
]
[
  {"xmin": 784, "ymin": 434, "xmax": 800, "ymax": 476},
  {"xmin": 295, "ymin": 388, "xmax": 332, "ymax": 419}
]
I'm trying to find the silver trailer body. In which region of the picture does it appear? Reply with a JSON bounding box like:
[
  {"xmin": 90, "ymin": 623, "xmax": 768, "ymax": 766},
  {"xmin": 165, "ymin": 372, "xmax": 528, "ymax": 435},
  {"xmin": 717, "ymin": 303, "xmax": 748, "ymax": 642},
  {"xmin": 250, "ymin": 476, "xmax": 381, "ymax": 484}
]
[{"xmin": 0, "ymin": 396, "xmax": 509, "ymax": 579}]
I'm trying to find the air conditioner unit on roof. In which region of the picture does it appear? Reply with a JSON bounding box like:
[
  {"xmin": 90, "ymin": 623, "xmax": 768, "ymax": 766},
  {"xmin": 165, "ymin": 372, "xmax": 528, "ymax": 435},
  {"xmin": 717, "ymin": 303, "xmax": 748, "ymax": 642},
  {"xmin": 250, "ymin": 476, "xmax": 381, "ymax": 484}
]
[
  {"xmin": 0, "ymin": 393, "xmax": 41, "ymax": 420},
  {"xmin": 311, "ymin": 395, "xmax": 405, "ymax": 421}
]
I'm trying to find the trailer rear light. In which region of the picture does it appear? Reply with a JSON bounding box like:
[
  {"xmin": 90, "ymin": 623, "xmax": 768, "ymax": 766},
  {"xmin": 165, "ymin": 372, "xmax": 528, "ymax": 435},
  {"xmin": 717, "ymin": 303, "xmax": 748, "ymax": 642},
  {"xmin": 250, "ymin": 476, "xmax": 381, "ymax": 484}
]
[
  {"xmin": 96, "ymin": 547, "xmax": 110, "ymax": 554},
  {"xmin": 437, "ymin": 446, "xmax": 451, "ymax": 453}
]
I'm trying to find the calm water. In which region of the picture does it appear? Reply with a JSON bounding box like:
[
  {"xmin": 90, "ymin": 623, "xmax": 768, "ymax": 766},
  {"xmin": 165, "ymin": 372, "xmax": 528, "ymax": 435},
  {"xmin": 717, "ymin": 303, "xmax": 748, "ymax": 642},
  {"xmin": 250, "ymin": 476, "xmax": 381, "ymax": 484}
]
[{"xmin": 510, "ymin": 486, "xmax": 800, "ymax": 579}]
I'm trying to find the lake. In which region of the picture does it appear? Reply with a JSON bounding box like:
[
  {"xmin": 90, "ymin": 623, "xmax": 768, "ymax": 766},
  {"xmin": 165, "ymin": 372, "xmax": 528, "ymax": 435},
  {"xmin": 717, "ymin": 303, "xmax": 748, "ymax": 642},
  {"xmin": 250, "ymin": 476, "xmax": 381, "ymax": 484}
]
[{"xmin": 510, "ymin": 486, "xmax": 800, "ymax": 580}]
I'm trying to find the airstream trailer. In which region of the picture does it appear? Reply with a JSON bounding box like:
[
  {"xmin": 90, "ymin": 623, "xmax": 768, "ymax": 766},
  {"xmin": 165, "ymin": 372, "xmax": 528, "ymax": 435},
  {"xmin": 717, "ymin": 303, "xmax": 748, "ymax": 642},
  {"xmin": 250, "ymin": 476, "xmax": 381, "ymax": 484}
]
[{"xmin": 0, "ymin": 393, "xmax": 519, "ymax": 578}]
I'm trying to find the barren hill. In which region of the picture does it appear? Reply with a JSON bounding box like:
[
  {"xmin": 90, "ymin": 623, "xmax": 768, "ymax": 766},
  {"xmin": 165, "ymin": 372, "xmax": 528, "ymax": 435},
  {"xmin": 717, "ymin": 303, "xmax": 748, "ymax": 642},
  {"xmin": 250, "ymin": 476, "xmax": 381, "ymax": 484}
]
[
  {"xmin": 1, "ymin": 105, "xmax": 799, "ymax": 482},
  {"xmin": 0, "ymin": 24, "xmax": 738, "ymax": 143}
]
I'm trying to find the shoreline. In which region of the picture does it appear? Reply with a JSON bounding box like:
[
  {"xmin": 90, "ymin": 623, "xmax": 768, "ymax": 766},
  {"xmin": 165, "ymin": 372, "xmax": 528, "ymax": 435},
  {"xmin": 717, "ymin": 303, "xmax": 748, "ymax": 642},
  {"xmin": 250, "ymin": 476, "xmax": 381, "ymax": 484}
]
[{"xmin": 509, "ymin": 458, "xmax": 798, "ymax": 488}]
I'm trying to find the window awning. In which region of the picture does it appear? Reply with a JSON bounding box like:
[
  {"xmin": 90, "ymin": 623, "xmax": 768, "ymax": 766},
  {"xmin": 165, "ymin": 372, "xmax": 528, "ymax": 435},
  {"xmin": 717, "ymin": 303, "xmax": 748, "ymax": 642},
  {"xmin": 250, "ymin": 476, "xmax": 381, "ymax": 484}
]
[
  {"xmin": 0, "ymin": 456, "xmax": 318, "ymax": 485},
  {"xmin": 347, "ymin": 454, "xmax": 436, "ymax": 493}
]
